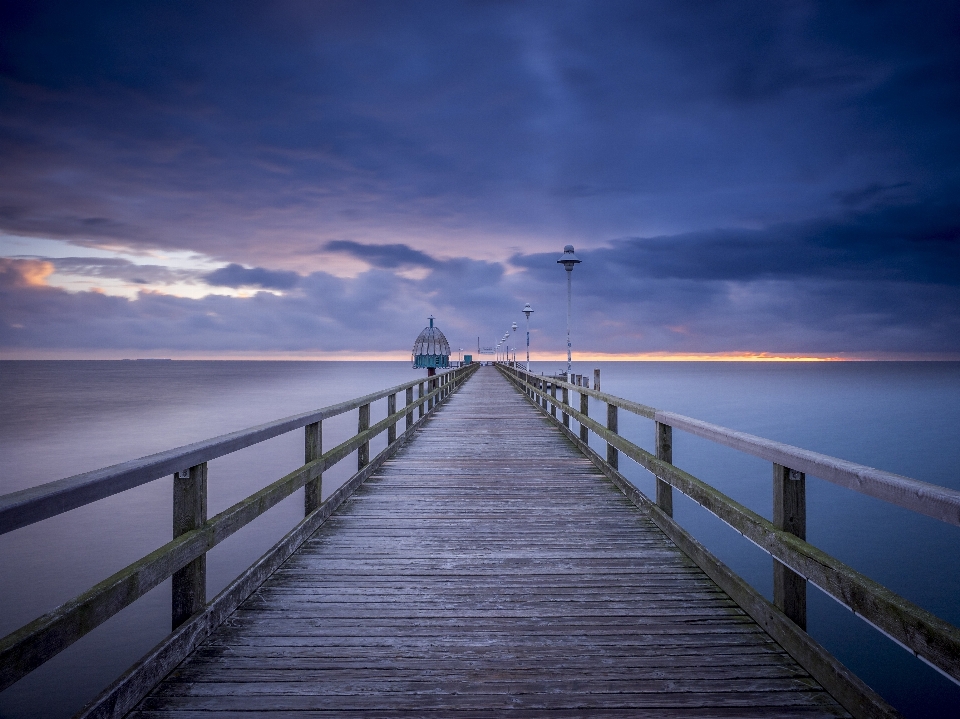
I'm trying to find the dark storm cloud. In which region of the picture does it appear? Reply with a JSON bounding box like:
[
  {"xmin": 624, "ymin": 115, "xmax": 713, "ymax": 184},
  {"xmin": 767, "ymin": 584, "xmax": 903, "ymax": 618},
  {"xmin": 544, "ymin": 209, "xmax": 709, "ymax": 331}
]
[
  {"xmin": 323, "ymin": 241, "xmax": 439, "ymax": 269},
  {"xmin": 513, "ymin": 201, "xmax": 960, "ymax": 285},
  {"xmin": 203, "ymin": 264, "xmax": 300, "ymax": 290},
  {"xmin": 1, "ymin": 1, "xmax": 959, "ymax": 355}
]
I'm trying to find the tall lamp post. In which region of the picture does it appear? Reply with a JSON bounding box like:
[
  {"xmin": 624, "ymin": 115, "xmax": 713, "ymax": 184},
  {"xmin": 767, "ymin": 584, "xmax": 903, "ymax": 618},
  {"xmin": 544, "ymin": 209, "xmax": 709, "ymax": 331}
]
[
  {"xmin": 511, "ymin": 322, "xmax": 518, "ymax": 367},
  {"xmin": 557, "ymin": 245, "xmax": 582, "ymax": 379},
  {"xmin": 522, "ymin": 304, "xmax": 534, "ymax": 372}
]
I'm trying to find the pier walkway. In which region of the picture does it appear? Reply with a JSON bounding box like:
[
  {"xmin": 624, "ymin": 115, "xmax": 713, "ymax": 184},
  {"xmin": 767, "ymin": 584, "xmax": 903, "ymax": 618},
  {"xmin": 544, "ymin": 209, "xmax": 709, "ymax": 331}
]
[{"xmin": 132, "ymin": 367, "xmax": 846, "ymax": 717}]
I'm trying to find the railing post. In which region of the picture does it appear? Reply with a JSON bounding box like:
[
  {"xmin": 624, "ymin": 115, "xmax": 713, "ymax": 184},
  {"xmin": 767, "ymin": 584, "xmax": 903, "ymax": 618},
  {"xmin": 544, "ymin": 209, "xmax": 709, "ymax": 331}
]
[
  {"xmin": 774, "ymin": 463, "xmax": 807, "ymax": 629},
  {"xmin": 551, "ymin": 382, "xmax": 557, "ymax": 418},
  {"xmin": 387, "ymin": 393, "xmax": 397, "ymax": 444},
  {"xmin": 579, "ymin": 389, "xmax": 589, "ymax": 443},
  {"xmin": 594, "ymin": 368, "xmax": 601, "ymax": 391},
  {"xmin": 304, "ymin": 421, "xmax": 322, "ymax": 515},
  {"xmin": 561, "ymin": 385, "xmax": 570, "ymax": 427},
  {"xmin": 418, "ymin": 382, "xmax": 425, "ymax": 418},
  {"xmin": 172, "ymin": 462, "xmax": 207, "ymax": 629},
  {"xmin": 357, "ymin": 403, "xmax": 370, "ymax": 470},
  {"xmin": 606, "ymin": 403, "xmax": 618, "ymax": 469},
  {"xmin": 655, "ymin": 422, "xmax": 673, "ymax": 517},
  {"xmin": 406, "ymin": 386, "xmax": 414, "ymax": 429}
]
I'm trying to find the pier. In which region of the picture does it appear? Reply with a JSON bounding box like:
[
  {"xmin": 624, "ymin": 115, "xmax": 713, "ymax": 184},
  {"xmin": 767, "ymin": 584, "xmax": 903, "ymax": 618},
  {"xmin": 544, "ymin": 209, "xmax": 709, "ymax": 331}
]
[
  {"xmin": 132, "ymin": 367, "xmax": 845, "ymax": 716},
  {"xmin": 2, "ymin": 365, "xmax": 960, "ymax": 718}
]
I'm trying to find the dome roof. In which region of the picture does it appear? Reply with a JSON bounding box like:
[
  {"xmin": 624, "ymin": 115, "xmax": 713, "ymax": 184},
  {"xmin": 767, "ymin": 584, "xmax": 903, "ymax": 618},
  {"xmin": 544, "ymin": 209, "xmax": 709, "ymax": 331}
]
[{"xmin": 412, "ymin": 316, "xmax": 451, "ymax": 358}]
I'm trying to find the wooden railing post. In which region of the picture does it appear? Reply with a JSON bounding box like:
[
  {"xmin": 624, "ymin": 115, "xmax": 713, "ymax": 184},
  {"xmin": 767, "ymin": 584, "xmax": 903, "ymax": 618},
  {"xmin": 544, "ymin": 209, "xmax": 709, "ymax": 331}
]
[
  {"xmin": 357, "ymin": 403, "xmax": 370, "ymax": 470},
  {"xmin": 387, "ymin": 393, "xmax": 397, "ymax": 444},
  {"xmin": 774, "ymin": 463, "xmax": 807, "ymax": 629},
  {"xmin": 655, "ymin": 422, "xmax": 673, "ymax": 517},
  {"xmin": 172, "ymin": 462, "xmax": 207, "ymax": 629},
  {"xmin": 304, "ymin": 422, "xmax": 322, "ymax": 515},
  {"xmin": 561, "ymin": 385, "xmax": 570, "ymax": 427},
  {"xmin": 418, "ymin": 382, "xmax": 425, "ymax": 418},
  {"xmin": 406, "ymin": 387, "xmax": 414, "ymax": 429},
  {"xmin": 594, "ymin": 368, "xmax": 601, "ymax": 391},
  {"xmin": 551, "ymin": 382, "xmax": 557, "ymax": 418},
  {"xmin": 606, "ymin": 404, "xmax": 618, "ymax": 469},
  {"xmin": 579, "ymin": 390, "xmax": 589, "ymax": 443}
]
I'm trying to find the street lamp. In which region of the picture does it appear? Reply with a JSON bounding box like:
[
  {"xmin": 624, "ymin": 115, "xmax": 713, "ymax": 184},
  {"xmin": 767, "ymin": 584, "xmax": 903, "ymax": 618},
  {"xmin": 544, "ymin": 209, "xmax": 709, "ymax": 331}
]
[
  {"xmin": 557, "ymin": 245, "xmax": 581, "ymax": 379},
  {"xmin": 511, "ymin": 322, "xmax": 517, "ymax": 366},
  {"xmin": 522, "ymin": 303, "xmax": 534, "ymax": 372}
]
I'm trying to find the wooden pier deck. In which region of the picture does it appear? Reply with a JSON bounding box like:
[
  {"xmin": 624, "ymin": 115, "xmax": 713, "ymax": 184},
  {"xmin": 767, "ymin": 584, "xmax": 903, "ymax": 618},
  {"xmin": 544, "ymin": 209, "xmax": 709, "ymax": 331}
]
[{"xmin": 132, "ymin": 367, "xmax": 847, "ymax": 717}]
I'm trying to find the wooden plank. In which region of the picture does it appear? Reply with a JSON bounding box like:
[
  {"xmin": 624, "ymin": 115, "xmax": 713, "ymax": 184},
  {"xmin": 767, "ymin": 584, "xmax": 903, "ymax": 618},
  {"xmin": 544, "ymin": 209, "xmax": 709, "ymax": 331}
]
[
  {"xmin": 303, "ymin": 421, "xmax": 321, "ymax": 515},
  {"xmin": 0, "ymin": 369, "xmax": 476, "ymax": 695},
  {"xmin": 656, "ymin": 420, "xmax": 673, "ymax": 516},
  {"xmin": 774, "ymin": 462, "xmax": 807, "ymax": 629},
  {"xmin": 131, "ymin": 367, "xmax": 851, "ymax": 719},
  {"xmin": 171, "ymin": 463, "xmax": 207, "ymax": 629},
  {"xmin": 504, "ymin": 369, "xmax": 899, "ymax": 719},
  {"xmin": 76, "ymin": 374, "xmax": 471, "ymax": 719},
  {"xmin": 523, "ymin": 373, "xmax": 960, "ymax": 686}
]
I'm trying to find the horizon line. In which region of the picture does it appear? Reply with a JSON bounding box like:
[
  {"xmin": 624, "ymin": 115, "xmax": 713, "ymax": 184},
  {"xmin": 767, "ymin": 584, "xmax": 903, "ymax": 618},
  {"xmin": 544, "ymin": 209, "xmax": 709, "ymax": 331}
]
[{"xmin": 2, "ymin": 350, "xmax": 958, "ymax": 362}]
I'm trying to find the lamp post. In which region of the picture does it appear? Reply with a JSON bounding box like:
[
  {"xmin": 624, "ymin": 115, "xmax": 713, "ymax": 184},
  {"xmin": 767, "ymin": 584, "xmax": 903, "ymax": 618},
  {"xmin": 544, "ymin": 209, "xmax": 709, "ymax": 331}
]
[
  {"xmin": 557, "ymin": 245, "xmax": 582, "ymax": 379},
  {"xmin": 511, "ymin": 322, "xmax": 517, "ymax": 367},
  {"xmin": 522, "ymin": 303, "xmax": 533, "ymax": 372}
]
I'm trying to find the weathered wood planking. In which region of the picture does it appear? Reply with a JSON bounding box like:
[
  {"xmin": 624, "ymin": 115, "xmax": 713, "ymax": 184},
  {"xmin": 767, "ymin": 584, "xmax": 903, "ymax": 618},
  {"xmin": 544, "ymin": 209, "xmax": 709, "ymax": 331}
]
[{"xmin": 131, "ymin": 367, "xmax": 847, "ymax": 718}]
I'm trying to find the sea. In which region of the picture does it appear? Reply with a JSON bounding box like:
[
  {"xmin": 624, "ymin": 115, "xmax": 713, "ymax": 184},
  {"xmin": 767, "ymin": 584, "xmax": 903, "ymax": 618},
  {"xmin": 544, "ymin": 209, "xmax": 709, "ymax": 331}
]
[{"xmin": 1, "ymin": 360, "xmax": 958, "ymax": 718}]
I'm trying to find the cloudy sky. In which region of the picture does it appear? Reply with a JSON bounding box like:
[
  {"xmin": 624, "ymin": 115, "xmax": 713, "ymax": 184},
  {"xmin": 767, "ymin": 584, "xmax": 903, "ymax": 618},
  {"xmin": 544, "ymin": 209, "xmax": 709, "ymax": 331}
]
[{"xmin": 1, "ymin": 1, "xmax": 958, "ymax": 359}]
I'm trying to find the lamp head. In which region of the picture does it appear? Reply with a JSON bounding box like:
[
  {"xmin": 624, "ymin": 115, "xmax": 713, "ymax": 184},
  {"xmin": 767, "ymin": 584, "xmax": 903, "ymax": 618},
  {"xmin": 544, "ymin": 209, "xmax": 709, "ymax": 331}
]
[
  {"xmin": 557, "ymin": 244, "xmax": 582, "ymax": 272},
  {"xmin": 522, "ymin": 302, "xmax": 534, "ymax": 319}
]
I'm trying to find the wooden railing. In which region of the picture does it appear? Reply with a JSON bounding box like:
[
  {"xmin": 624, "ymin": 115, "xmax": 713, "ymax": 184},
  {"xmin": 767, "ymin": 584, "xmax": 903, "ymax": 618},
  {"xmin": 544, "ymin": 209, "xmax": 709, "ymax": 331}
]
[
  {"xmin": 498, "ymin": 363, "xmax": 960, "ymax": 719},
  {"xmin": 0, "ymin": 362, "xmax": 478, "ymax": 716}
]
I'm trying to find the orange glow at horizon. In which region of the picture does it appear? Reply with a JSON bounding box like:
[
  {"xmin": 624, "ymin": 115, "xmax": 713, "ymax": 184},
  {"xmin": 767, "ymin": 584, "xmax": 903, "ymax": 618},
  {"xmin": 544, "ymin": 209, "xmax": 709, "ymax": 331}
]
[{"xmin": 0, "ymin": 349, "xmax": 869, "ymax": 361}]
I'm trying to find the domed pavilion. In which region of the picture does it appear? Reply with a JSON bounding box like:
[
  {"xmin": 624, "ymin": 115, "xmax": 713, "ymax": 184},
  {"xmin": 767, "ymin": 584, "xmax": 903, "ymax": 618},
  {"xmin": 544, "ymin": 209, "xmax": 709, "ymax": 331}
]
[{"xmin": 412, "ymin": 316, "xmax": 451, "ymax": 374}]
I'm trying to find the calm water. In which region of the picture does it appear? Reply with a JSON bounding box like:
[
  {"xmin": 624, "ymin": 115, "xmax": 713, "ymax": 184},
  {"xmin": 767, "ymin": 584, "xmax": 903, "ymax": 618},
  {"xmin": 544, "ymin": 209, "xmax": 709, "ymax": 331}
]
[{"xmin": 1, "ymin": 360, "xmax": 959, "ymax": 718}]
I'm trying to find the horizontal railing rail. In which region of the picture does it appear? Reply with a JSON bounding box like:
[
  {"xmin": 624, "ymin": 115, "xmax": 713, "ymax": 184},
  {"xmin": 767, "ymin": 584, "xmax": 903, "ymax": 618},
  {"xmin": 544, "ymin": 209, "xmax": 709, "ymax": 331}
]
[
  {"xmin": 0, "ymin": 363, "xmax": 478, "ymax": 702},
  {"xmin": 0, "ymin": 373, "xmax": 467, "ymax": 535},
  {"xmin": 497, "ymin": 363, "xmax": 960, "ymax": 705},
  {"xmin": 512, "ymin": 367, "xmax": 960, "ymax": 527}
]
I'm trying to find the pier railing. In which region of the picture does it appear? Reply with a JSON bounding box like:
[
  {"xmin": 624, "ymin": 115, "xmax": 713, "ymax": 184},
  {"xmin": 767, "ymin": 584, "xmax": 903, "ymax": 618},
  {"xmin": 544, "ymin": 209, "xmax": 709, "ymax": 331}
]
[
  {"xmin": 0, "ymin": 362, "xmax": 478, "ymax": 716},
  {"xmin": 498, "ymin": 363, "xmax": 960, "ymax": 719}
]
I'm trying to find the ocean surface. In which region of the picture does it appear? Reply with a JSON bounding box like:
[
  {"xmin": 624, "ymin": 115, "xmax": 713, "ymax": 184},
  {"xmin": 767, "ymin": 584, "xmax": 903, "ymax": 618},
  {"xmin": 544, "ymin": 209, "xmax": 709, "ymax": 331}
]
[{"xmin": 1, "ymin": 360, "xmax": 959, "ymax": 718}]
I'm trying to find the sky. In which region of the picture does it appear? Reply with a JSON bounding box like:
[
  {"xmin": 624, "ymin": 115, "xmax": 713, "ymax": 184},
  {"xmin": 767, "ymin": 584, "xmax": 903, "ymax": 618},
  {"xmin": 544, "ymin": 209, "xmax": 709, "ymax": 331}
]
[{"xmin": 1, "ymin": 0, "xmax": 958, "ymax": 360}]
